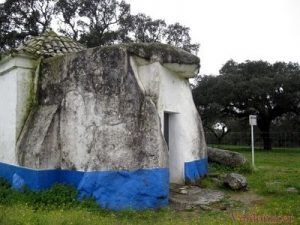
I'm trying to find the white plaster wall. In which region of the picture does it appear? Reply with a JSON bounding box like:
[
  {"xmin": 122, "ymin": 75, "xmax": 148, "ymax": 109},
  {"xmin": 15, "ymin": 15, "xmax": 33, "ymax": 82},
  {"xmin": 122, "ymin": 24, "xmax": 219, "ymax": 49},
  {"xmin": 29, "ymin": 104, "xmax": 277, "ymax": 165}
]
[
  {"xmin": 16, "ymin": 68, "xmax": 35, "ymax": 138},
  {"xmin": 0, "ymin": 55, "xmax": 36, "ymax": 164},
  {"xmin": 0, "ymin": 71, "xmax": 17, "ymax": 164},
  {"xmin": 131, "ymin": 57, "xmax": 206, "ymax": 184}
]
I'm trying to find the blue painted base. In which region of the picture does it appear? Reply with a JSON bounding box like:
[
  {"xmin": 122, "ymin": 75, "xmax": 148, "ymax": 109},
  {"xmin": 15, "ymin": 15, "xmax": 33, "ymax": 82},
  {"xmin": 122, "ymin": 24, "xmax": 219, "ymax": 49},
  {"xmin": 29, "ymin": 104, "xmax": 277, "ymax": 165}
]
[
  {"xmin": 0, "ymin": 162, "xmax": 169, "ymax": 210},
  {"xmin": 184, "ymin": 158, "xmax": 208, "ymax": 183}
]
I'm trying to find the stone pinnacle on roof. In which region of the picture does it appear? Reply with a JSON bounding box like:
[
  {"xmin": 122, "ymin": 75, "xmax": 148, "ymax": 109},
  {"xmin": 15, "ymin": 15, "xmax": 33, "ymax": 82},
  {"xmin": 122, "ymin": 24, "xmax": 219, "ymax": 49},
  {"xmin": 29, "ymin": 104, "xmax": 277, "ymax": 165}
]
[{"xmin": 16, "ymin": 30, "xmax": 86, "ymax": 58}]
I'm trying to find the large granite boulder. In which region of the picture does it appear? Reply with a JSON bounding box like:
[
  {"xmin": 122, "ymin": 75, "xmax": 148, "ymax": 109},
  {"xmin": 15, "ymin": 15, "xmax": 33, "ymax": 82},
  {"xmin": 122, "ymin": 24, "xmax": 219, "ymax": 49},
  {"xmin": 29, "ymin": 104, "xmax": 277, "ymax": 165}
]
[
  {"xmin": 17, "ymin": 44, "xmax": 173, "ymax": 171},
  {"xmin": 224, "ymin": 173, "xmax": 248, "ymax": 190},
  {"xmin": 207, "ymin": 147, "xmax": 247, "ymax": 167}
]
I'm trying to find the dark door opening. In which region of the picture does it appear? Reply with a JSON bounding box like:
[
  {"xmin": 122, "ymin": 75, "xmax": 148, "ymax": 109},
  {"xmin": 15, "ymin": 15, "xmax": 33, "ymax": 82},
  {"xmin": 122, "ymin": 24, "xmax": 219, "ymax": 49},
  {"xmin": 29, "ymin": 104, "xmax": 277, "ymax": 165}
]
[{"xmin": 164, "ymin": 112, "xmax": 169, "ymax": 147}]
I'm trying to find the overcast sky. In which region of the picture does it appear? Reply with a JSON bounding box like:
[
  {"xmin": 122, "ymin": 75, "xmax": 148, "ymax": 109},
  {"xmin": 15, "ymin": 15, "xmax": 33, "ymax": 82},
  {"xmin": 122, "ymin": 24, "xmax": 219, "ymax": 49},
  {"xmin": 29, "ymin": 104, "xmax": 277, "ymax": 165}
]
[
  {"xmin": 1, "ymin": 0, "xmax": 299, "ymax": 75},
  {"xmin": 126, "ymin": 0, "xmax": 300, "ymax": 75}
]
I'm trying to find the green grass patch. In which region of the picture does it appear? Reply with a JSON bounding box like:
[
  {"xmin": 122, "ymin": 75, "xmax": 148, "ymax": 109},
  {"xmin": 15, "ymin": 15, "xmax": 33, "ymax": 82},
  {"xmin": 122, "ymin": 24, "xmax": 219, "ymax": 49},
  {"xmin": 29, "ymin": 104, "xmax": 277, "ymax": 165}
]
[
  {"xmin": 0, "ymin": 179, "xmax": 100, "ymax": 211},
  {"xmin": 0, "ymin": 145, "xmax": 300, "ymax": 224},
  {"xmin": 208, "ymin": 162, "xmax": 253, "ymax": 174}
]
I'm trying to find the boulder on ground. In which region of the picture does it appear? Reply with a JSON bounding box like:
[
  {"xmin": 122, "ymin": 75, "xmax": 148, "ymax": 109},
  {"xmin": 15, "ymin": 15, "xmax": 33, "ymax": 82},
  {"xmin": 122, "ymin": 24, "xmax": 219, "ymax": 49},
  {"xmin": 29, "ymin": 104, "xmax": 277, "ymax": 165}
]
[
  {"xmin": 207, "ymin": 147, "xmax": 247, "ymax": 167},
  {"xmin": 224, "ymin": 173, "xmax": 247, "ymax": 190}
]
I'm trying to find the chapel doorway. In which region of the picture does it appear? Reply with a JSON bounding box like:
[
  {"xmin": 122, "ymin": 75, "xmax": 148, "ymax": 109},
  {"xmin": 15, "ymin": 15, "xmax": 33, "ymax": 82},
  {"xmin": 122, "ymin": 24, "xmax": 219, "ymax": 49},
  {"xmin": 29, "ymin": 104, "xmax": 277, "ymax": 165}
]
[{"xmin": 163, "ymin": 112, "xmax": 183, "ymax": 183}]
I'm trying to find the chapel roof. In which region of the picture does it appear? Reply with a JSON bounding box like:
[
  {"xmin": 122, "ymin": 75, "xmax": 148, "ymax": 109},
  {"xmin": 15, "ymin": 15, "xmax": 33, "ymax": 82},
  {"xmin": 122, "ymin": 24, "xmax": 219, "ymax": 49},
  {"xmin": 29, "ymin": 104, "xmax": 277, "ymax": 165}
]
[{"xmin": 16, "ymin": 30, "xmax": 86, "ymax": 58}]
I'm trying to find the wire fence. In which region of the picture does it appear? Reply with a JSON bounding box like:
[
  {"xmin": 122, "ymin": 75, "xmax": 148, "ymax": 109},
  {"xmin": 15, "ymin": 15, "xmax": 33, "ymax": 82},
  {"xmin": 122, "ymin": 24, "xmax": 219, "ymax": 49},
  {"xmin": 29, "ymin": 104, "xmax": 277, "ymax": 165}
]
[{"xmin": 205, "ymin": 132, "xmax": 300, "ymax": 149}]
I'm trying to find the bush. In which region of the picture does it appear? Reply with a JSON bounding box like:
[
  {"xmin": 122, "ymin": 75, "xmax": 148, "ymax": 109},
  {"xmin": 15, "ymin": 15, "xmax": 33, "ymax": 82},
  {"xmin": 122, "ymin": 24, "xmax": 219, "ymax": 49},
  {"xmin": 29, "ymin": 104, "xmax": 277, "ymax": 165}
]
[
  {"xmin": 24, "ymin": 184, "xmax": 78, "ymax": 209},
  {"xmin": 0, "ymin": 178, "xmax": 13, "ymax": 204},
  {"xmin": 0, "ymin": 178, "xmax": 10, "ymax": 189}
]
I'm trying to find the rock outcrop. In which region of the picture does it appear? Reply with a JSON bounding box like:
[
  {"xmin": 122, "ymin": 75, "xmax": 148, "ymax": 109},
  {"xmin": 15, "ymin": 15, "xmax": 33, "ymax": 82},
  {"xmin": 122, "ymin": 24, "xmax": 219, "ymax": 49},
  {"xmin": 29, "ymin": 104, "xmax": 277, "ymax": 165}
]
[
  {"xmin": 17, "ymin": 44, "xmax": 180, "ymax": 171},
  {"xmin": 207, "ymin": 147, "xmax": 247, "ymax": 167}
]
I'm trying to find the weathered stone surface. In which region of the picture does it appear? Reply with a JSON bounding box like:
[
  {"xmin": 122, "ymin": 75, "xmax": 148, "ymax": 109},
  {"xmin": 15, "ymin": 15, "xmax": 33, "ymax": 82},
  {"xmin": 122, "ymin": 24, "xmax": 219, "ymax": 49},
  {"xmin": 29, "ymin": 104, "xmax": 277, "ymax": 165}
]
[
  {"xmin": 170, "ymin": 185, "xmax": 225, "ymax": 209},
  {"xmin": 17, "ymin": 105, "xmax": 60, "ymax": 169},
  {"xmin": 224, "ymin": 173, "xmax": 248, "ymax": 190},
  {"xmin": 125, "ymin": 43, "xmax": 200, "ymax": 65},
  {"xmin": 18, "ymin": 44, "xmax": 177, "ymax": 171},
  {"xmin": 208, "ymin": 147, "xmax": 247, "ymax": 167}
]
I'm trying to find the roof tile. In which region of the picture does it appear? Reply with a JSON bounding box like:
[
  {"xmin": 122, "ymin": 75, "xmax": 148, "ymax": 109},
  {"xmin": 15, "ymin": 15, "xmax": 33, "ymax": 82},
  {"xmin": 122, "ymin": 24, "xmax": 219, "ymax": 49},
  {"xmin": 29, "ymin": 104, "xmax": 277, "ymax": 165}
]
[{"xmin": 16, "ymin": 30, "xmax": 86, "ymax": 58}]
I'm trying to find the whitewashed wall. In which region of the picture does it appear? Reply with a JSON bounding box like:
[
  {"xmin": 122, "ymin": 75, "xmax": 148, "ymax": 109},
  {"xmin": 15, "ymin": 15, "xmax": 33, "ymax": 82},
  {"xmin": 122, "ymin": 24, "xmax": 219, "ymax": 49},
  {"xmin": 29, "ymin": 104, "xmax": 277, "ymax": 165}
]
[
  {"xmin": 130, "ymin": 57, "xmax": 207, "ymax": 184},
  {"xmin": 0, "ymin": 55, "xmax": 37, "ymax": 164}
]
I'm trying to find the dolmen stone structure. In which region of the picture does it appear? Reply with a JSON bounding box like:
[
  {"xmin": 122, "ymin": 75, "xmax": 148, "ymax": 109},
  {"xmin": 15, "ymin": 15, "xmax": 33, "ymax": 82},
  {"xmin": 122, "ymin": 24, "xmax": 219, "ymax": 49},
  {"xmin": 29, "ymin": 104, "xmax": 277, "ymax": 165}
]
[{"xmin": 0, "ymin": 31, "xmax": 207, "ymax": 210}]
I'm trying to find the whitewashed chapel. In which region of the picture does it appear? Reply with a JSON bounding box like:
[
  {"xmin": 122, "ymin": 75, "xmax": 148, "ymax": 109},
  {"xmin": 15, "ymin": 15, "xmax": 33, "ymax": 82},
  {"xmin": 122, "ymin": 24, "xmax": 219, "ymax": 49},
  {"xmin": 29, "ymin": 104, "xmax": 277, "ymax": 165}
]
[{"xmin": 0, "ymin": 31, "xmax": 207, "ymax": 210}]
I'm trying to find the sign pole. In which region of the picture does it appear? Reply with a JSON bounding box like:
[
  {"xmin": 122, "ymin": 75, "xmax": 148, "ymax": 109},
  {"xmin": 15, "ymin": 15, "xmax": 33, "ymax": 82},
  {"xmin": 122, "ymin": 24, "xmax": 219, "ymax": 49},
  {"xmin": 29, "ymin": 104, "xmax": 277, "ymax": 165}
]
[
  {"xmin": 249, "ymin": 115, "xmax": 257, "ymax": 169},
  {"xmin": 251, "ymin": 124, "xmax": 255, "ymax": 168}
]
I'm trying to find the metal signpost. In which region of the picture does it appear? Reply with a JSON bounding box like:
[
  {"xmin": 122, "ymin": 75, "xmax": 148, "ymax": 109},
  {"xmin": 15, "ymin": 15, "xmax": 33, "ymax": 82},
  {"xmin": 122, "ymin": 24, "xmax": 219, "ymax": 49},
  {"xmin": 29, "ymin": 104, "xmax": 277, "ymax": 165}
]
[{"xmin": 249, "ymin": 115, "xmax": 257, "ymax": 168}]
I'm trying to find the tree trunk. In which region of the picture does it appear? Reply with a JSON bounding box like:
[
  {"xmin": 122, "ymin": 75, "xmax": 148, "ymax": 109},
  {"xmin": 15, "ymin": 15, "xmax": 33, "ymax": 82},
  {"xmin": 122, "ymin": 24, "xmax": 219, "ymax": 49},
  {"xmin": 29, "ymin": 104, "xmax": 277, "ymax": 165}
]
[
  {"xmin": 261, "ymin": 130, "xmax": 272, "ymax": 150},
  {"xmin": 258, "ymin": 120, "xmax": 272, "ymax": 150}
]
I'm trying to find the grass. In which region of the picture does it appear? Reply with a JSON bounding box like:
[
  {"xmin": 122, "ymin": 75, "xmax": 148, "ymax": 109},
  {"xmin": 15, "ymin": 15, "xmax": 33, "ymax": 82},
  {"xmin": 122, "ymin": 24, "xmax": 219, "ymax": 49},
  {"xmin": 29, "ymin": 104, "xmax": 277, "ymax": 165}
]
[{"xmin": 0, "ymin": 145, "xmax": 300, "ymax": 225}]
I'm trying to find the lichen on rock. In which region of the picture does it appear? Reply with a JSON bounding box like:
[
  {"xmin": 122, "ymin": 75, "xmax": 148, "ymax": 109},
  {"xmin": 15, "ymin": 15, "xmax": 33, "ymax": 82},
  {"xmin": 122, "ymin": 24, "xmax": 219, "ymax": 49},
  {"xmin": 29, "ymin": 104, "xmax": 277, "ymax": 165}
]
[{"xmin": 18, "ymin": 43, "xmax": 193, "ymax": 171}]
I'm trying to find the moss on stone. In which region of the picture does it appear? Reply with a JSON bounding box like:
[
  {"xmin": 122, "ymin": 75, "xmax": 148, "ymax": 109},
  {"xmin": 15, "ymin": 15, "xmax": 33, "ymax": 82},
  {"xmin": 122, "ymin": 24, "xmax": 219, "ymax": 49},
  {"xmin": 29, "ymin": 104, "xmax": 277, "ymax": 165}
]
[
  {"xmin": 25, "ymin": 74, "xmax": 36, "ymax": 115},
  {"xmin": 127, "ymin": 43, "xmax": 199, "ymax": 65},
  {"xmin": 91, "ymin": 43, "xmax": 200, "ymax": 65},
  {"xmin": 42, "ymin": 55, "xmax": 64, "ymax": 80},
  {"xmin": 17, "ymin": 70, "xmax": 37, "ymax": 141}
]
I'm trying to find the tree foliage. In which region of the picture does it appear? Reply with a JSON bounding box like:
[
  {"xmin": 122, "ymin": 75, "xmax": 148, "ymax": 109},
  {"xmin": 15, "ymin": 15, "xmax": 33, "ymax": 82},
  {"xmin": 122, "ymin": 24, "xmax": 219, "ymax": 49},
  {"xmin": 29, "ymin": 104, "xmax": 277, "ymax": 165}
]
[
  {"xmin": 76, "ymin": 0, "xmax": 132, "ymax": 47},
  {"xmin": 0, "ymin": 0, "xmax": 55, "ymax": 51},
  {"xmin": 193, "ymin": 60, "xmax": 300, "ymax": 150},
  {"xmin": 55, "ymin": 0, "xmax": 81, "ymax": 40},
  {"xmin": 131, "ymin": 13, "xmax": 166, "ymax": 43},
  {"xmin": 0, "ymin": 0, "xmax": 199, "ymax": 53},
  {"xmin": 164, "ymin": 23, "xmax": 199, "ymax": 54}
]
